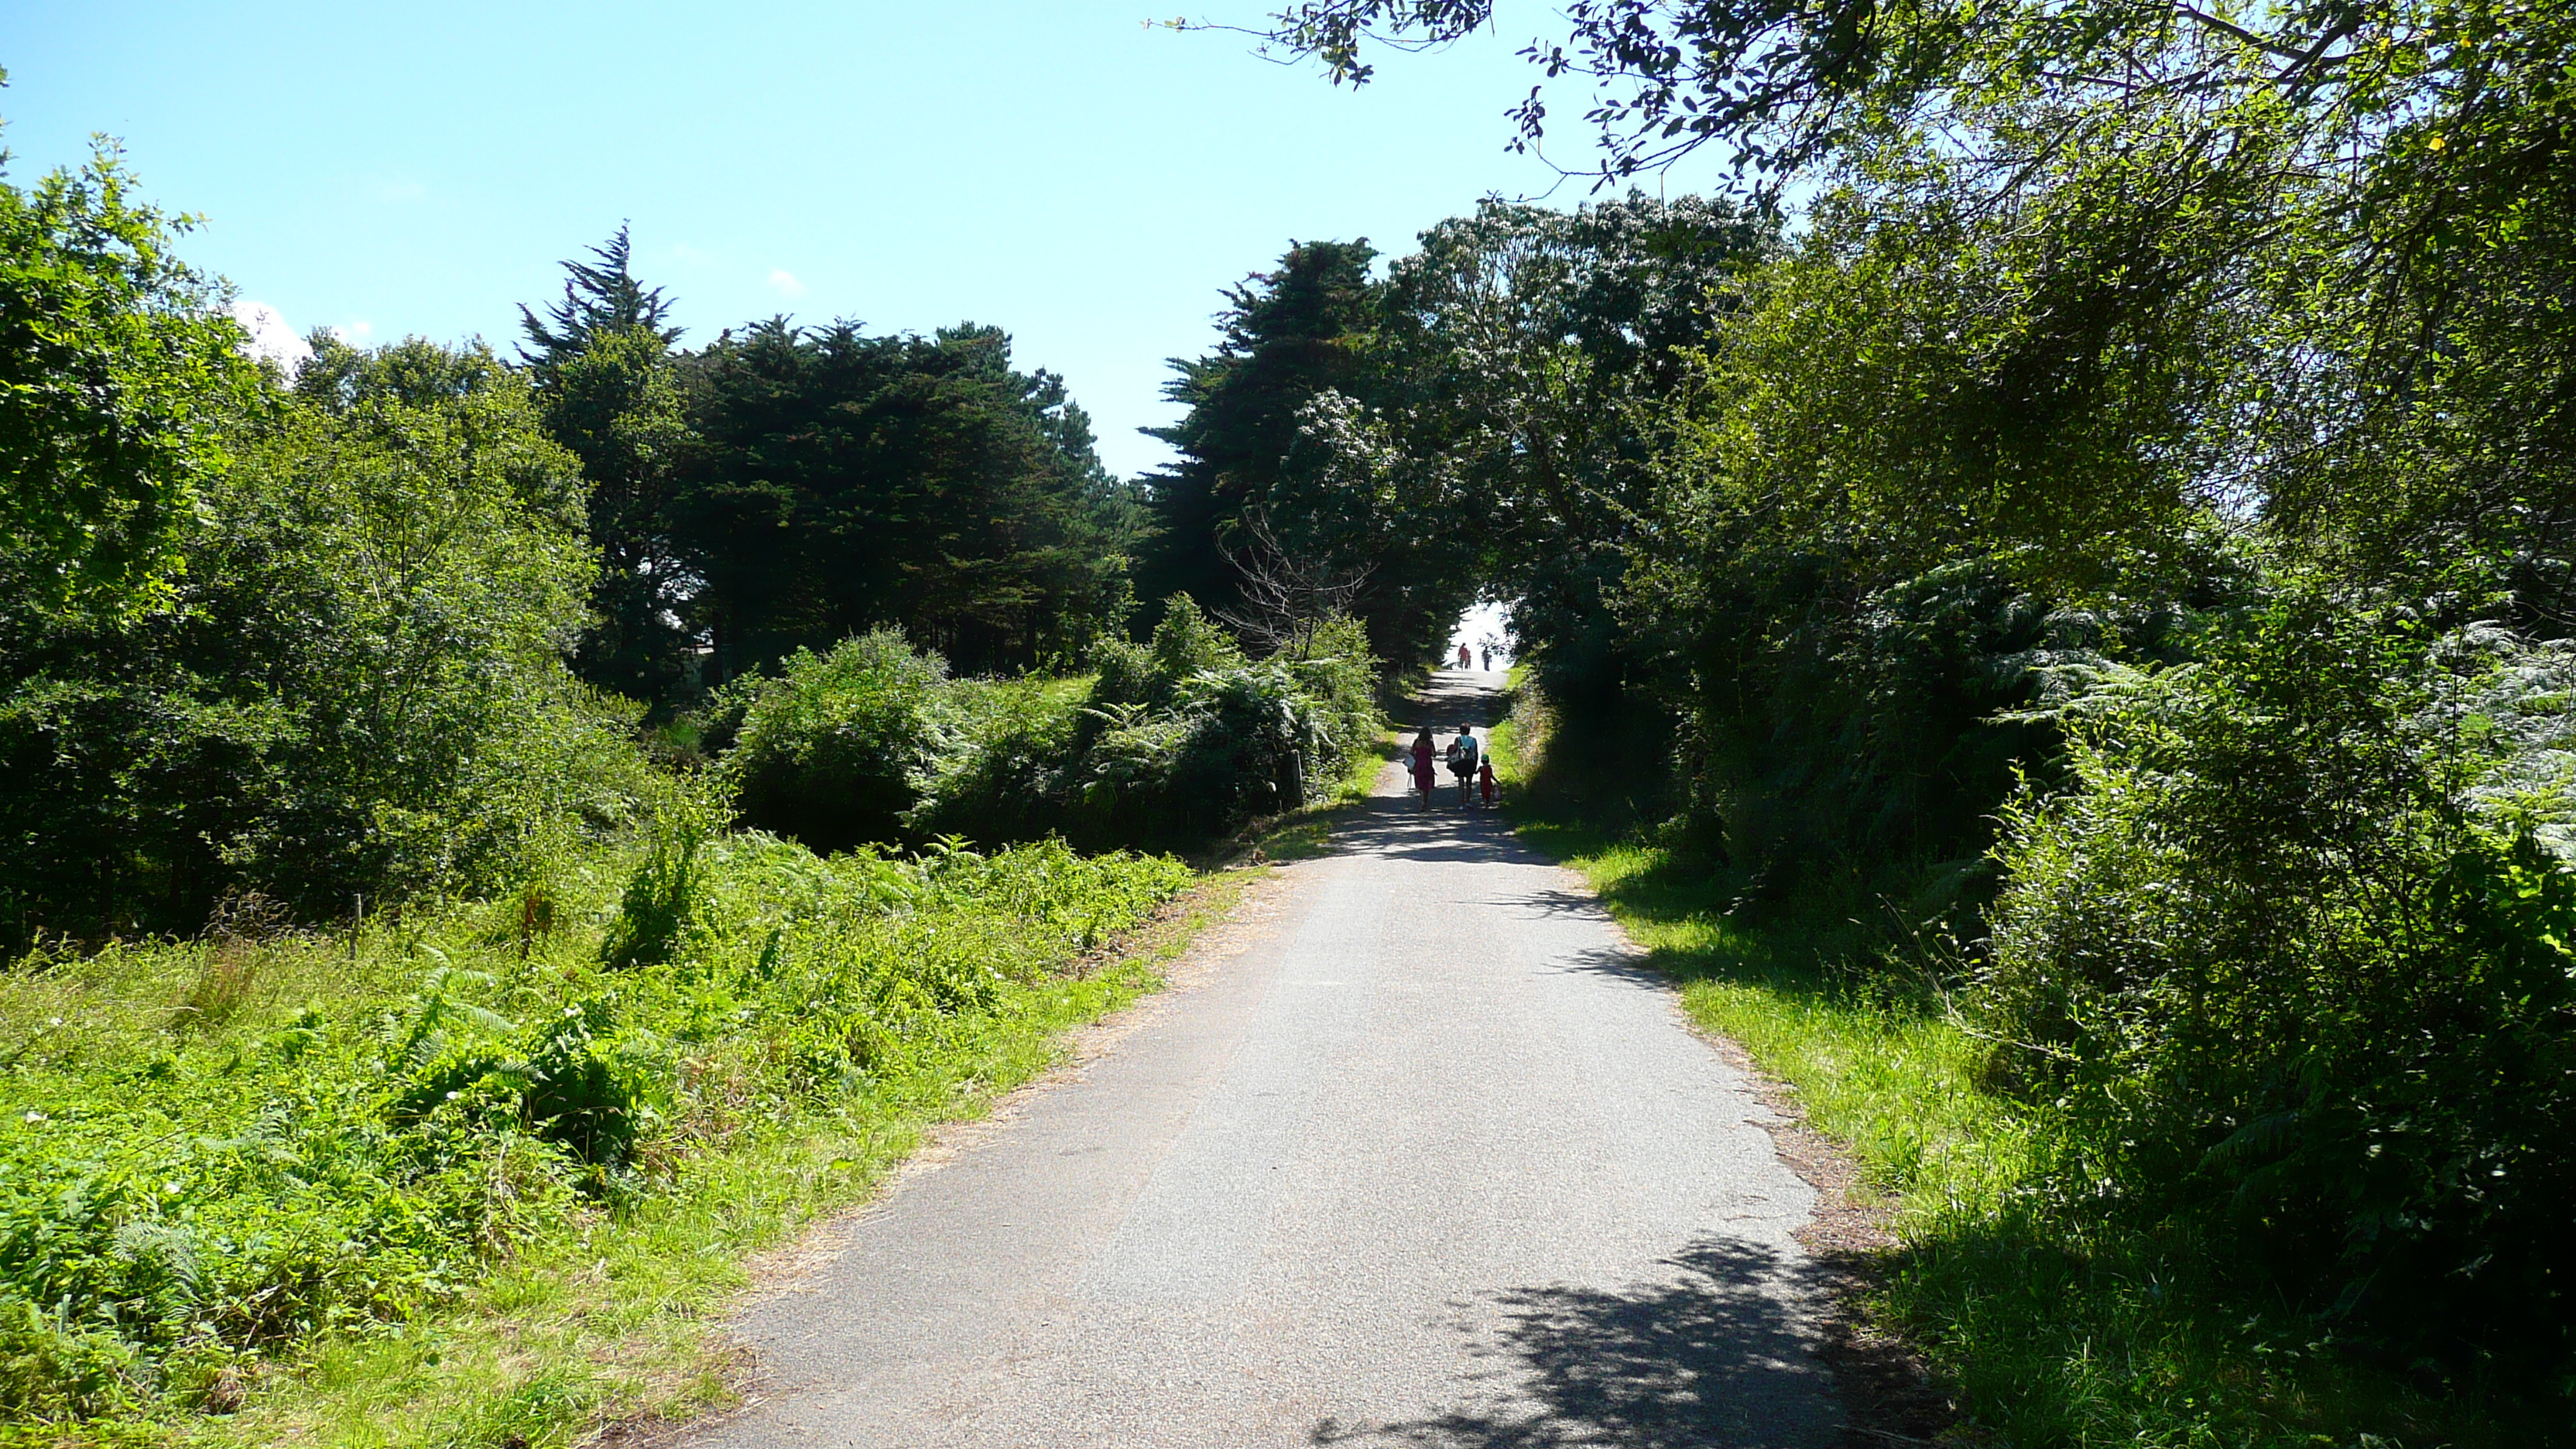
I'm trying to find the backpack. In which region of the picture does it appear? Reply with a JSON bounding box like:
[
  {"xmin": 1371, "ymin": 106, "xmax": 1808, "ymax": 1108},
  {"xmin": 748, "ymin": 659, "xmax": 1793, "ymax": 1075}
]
[{"xmin": 1449, "ymin": 735, "xmax": 1478, "ymax": 769}]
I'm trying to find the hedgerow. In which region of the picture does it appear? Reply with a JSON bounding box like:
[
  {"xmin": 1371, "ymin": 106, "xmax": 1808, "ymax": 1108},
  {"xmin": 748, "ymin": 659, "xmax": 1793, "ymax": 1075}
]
[
  {"xmin": 718, "ymin": 598, "xmax": 1382, "ymax": 855},
  {"xmin": 1975, "ymin": 598, "xmax": 2576, "ymax": 1381}
]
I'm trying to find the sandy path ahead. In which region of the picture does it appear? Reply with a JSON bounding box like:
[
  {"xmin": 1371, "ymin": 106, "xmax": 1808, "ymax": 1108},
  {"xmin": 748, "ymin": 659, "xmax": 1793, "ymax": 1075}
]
[{"xmin": 691, "ymin": 672, "xmax": 1842, "ymax": 1448}]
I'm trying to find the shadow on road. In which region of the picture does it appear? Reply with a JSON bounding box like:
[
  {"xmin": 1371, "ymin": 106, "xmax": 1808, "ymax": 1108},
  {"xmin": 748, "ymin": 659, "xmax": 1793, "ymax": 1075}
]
[
  {"xmin": 1523, "ymin": 941, "xmax": 1677, "ymax": 993},
  {"xmin": 1329, "ymin": 792, "xmax": 1527, "ymax": 865},
  {"xmin": 1312, "ymin": 1237, "xmax": 1837, "ymax": 1448}
]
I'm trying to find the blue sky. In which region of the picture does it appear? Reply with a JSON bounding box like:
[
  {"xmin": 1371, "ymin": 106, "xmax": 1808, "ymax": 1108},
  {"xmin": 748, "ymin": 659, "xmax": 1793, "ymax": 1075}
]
[{"xmin": 2, "ymin": 1, "xmax": 1731, "ymax": 480}]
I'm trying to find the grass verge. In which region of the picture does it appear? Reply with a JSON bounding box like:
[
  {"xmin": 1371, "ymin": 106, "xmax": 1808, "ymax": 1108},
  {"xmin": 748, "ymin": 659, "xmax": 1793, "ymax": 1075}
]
[
  {"xmin": 1487, "ymin": 704, "xmax": 2526, "ymax": 1449},
  {"xmin": 0, "ymin": 841, "xmax": 1259, "ymax": 1449}
]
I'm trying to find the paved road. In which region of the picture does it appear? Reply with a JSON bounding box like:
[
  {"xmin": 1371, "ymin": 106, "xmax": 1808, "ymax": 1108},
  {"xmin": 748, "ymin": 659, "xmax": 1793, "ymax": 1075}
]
[{"xmin": 695, "ymin": 672, "xmax": 1842, "ymax": 1448}]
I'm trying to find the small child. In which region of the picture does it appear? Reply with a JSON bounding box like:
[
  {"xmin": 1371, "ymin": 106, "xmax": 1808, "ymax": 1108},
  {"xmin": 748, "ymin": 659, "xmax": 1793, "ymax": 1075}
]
[{"xmin": 1478, "ymin": 757, "xmax": 1497, "ymax": 807}]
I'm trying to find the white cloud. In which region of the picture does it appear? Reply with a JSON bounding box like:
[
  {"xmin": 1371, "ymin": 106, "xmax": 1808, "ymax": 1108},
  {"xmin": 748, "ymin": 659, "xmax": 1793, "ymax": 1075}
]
[
  {"xmin": 766, "ymin": 267, "xmax": 807, "ymax": 298},
  {"xmin": 228, "ymin": 300, "xmax": 313, "ymax": 381},
  {"xmin": 329, "ymin": 320, "xmax": 375, "ymax": 343}
]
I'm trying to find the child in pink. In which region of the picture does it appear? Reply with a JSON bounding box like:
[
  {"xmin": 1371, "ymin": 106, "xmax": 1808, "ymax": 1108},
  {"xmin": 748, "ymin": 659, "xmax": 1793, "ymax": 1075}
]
[{"xmin": 1478, "ymin": 758, "xmax": 1497, "ymax": 807}]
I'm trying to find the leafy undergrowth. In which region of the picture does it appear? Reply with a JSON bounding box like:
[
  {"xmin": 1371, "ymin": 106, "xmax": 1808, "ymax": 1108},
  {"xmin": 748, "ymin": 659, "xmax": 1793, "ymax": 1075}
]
[
  {"xmin": 1488, "ymin": 713, "xmax": 2537, "ymax": 1449},
  {"xmin": 0, "ymin": 826, "xmax": 1218, "ymax": 1447}
]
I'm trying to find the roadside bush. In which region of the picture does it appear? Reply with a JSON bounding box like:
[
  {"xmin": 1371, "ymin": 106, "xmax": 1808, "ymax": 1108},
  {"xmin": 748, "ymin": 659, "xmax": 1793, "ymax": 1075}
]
[
  {"xmin": 1287, "ymin": 611, "xmax": 1381, "ymax": 752},
  {"xmin": 0, "ymin": 337, "xmax": 659, "ymax": 946},
  {"xmin": 724, "ymin": 628, "xmax": 949, "ymax": 851},
  {"xmin": 1070, "ymin": 600, "xmax": 1380, "ymax": 844},
  {"xmin": 905, "ymin": 675, "xmax": 1094, "ymax": 844},
  {"xmin": 1088, "ymin": 635, "xmax": 1156, "ymax": 707},
  {"xmin": 1975, "ymin": 595, "xmax": 2576, "ymax": 1382},
  {"xmin": 717, "ymin": 599, "xmax": 1379, "ymax": 854},
  {"xmin": 1146, "ymin": 594, "xmax": 1245, "ymax": 684},
  {"xmin": 1631, "ymin": 540, "xmax": 2221, "ymax": 926}
]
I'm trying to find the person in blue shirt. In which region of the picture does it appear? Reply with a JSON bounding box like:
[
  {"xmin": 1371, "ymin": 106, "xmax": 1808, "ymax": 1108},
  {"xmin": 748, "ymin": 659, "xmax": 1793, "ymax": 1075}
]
[{"xmin": 1444, "ymin": 726, "xmax": 1480, "ymax": 802}]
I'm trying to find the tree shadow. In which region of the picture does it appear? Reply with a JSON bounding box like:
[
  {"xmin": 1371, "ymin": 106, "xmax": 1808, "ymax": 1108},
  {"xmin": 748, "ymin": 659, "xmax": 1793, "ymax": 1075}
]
[
  {"xmin": 1325, "ymin": 786, "xmax": 1537, "ymax": 865},
  {"xmin": 1521, "ymin": 941, "xmax": 1677, "ymax": 992},
  {"xmin": 1314, "ymin": 1236, "xmax": 1840, "ymax": 1447}
]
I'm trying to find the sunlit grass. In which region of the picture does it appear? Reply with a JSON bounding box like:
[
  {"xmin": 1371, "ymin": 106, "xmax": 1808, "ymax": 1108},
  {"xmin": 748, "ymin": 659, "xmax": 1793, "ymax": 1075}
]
[{"xmin": 0, "ymin": 856, "xmax": 1254, "ymax": 1449}]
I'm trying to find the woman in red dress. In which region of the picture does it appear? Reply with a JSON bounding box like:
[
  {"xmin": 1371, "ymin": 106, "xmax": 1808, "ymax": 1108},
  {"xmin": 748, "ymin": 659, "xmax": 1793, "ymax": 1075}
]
[{"xmin": 1408, "ymin": 726, "xmax": 1438, "ymax": 808}]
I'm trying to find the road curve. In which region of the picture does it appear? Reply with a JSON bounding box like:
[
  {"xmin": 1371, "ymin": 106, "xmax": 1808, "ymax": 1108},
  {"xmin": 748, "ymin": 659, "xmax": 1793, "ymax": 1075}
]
[{"xmin": 692, "ymin": 672, "xmax": 1843, "ymax": 1448}]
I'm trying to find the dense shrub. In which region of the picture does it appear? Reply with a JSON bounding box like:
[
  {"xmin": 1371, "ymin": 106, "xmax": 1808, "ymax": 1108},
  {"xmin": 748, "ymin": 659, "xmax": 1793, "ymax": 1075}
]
[
  {"xmin": 0, "ymin": 827, "xmax": 1189, "ymax": 1413},
  {"xmin": 1070, "ymin": 602, "xmax": 1379, "ymax": 845},
  {"xmin": 905, "ymin": 674, "xmax": 1094, "ymax": 844},
  {"xmin": 1623, "ymin": 533, "xmax": 2228, "ymax": 923},
  {"xmin": 717, "ymin": 600, "xmax": 1380, "ymax": 854},
  {"xmin": 722, "ymin": 628, "xmax": 950, "ymax": 852},
  {"xmin": 1975, "ymin": 596, "xmax": 2576, "ymax": 1378}
]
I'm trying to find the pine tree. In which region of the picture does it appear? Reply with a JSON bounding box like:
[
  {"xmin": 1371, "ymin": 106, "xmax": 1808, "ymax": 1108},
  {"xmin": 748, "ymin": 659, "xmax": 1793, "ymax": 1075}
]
[
  {"xmin": 517, "ymin": 224, "xmax": 680, "ymax": 367},
  {"xmin": 516, "ymin": 226, "xmax": 695, "ymax": 707}
]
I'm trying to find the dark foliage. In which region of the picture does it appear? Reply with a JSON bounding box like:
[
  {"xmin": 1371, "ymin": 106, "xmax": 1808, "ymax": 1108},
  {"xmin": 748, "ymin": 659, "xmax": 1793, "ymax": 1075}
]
[
  {"xmin": 677, "ymin": 319, "xmax": 1140, "ymax": 681},
  {"xmin": 1139, "ymin": 240, "xmax": 1387, "ymax": 637},
  {"xmin": 1982, "ymin": 600, "xmax": 2576, "ymax": 1378}
]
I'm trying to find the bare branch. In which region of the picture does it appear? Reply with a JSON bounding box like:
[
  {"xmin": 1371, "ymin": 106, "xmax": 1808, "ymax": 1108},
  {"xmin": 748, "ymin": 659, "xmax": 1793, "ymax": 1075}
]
[{"xmin": 1211, "ymin": 510, "xmax": 1375, "ymax": 658}]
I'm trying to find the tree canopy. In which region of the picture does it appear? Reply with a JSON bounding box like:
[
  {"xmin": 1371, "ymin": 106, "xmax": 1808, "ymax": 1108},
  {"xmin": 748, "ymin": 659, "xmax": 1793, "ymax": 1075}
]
[
  {"xmin": 0, "ymin": 137, "xmax": 259, "ymax": 618},
  {"xmin": 676, "ymin": 318, "xmax": 1140, "ymax": 680}
]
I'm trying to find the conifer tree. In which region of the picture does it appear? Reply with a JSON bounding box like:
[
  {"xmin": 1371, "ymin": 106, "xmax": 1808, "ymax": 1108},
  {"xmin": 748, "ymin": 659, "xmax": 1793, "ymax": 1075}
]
[
  {"xmin": 518, "ymin": 225, "xmax": 696, "ymax": 707},
  {"xmin": 517, "ymin": 223, "xmax": 680, "ymax": 365}
]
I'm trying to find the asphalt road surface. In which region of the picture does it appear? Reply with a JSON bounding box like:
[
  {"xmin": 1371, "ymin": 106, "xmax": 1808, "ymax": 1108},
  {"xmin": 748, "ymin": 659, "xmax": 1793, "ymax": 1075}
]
[{"xmin": 694, "ymin": 671, "xmax": 1843, "ymax": 1448}]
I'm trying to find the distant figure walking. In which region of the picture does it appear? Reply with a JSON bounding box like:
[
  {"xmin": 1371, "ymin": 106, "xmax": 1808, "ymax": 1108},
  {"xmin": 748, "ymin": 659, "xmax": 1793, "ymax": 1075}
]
[
  {"xmin": 1479, "ymin": 646, "xmax": 1491, "ymax": 671},
  {"xmin": 1409, "ymin": 726, "xmax": 1438, "ymax": 809},
  {"xmin": 1456, "ymin": 643, "xmax": 1471, "ymax": 670}
]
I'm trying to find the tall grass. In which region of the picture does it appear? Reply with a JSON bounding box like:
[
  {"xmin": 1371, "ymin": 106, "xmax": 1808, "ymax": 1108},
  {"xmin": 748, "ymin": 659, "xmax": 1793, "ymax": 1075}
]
[
  {"xmin": 1489, "ymin": 710, "xmax": 2536, "ymax": 1448},
  {"xmin": 0, "ymin": 827, "xmax": 1206, "ymax": 1445}
]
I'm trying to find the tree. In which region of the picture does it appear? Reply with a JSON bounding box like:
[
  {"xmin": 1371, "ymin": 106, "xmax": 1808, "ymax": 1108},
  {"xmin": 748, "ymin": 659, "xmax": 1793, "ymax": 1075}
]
[
  {"xmin": 0, "ymin": 132, "xmax": 259, "ymax": 618},
  {"xmin": 1249, "ymin": 0, "xmax": 2576, "ymax": 617},
  {"xmin": 2, "ymin": 336, "xmax": 639, "ymax": 942},
  {"xmin": 1138, "ymin": 240, "xmax": 1386, "ymax": 632},
  {"xmin": 1208, "ymin": 509, "xmax": 1373, "ymax": 658},
  {"xmin": 518, "ymin": 223, "xmax": 680, "ymax": 363},
  {"xmin": 1248, "ymin": 0, "xmax": 2545, "ymax": 196},
  {"xmin": 1372, "ymin": 194, "xmax": 1773, "ymax": 685},
  {"xmin": 519, "ymin": 228, "xmax": 698, "ymax": 707},
  {"xmin": 673, "ymin": 320, "xmax": 1140, "ymax": 680}
]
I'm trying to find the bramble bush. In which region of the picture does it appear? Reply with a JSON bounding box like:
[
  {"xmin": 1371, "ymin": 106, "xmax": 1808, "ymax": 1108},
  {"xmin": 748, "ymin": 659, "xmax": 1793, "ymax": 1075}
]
[
  {"xmin": 1975, "ymin": 594, "xmax": 2576, "ymax": 1382},
  {"xmin": 0, "ymin": 825, "xmax": 1188, "ymax": 1418}
]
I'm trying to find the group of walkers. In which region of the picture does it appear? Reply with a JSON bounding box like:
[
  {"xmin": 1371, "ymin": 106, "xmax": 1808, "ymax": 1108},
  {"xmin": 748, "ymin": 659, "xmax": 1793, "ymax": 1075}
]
[{"xmin": 1410, "ymin": 724, "xmax": 1495, "ymax": 810}]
